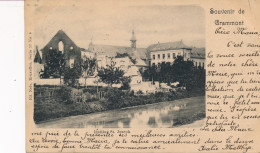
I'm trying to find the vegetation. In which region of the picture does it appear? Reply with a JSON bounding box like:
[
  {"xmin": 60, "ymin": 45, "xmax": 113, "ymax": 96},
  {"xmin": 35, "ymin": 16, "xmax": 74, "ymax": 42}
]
[
  {"xmin": 97, "ymin": 62, "xmax": 129, "ymax": 87},
  {"xmin": 43, "ymin": 49, "xmax": 66, "ymax": 79},
  {"xmin": 81, "ymin": 57, "xmax": 97, "ymax": 87},
  {"xmin": 63, "ymin": 63, "xmax": 82, "ymax": 87},
  {"xmin": 142, "ymin": 56, "xmax": 205, "ymax": 91},
  {"xmin": 172, "ymin": 111, "xmax": 205, "ymax": 126},
  {"xmin": 34, "ymin": 85, "xmax": 204, "ymax": 123},
  {"xmin": 34, "ymin": 54, "xmax": 205, "ymax": 124}
]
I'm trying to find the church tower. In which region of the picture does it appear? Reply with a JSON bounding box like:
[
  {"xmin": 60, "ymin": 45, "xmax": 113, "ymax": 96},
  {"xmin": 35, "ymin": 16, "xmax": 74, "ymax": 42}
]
[
  {"xmin": 130, "ymin": 29, "xmax": 136, "ymax": 50},
  {"xmin": 88, "ymin": 36, "xmax": 94, "ymax": 52}
]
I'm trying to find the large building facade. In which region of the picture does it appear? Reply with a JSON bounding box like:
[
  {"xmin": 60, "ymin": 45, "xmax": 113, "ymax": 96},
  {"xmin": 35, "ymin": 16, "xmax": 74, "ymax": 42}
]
[
  {"xmin": 147, "ymin": 41, "xmax": 192, "ymax": 66},
  {"xmin": 40, "ymin": 30, "xmax": 83, "ymax": 68},
  {"xmin": 190, "ymin": 47, "xmax": 205, "ymax": 69}
]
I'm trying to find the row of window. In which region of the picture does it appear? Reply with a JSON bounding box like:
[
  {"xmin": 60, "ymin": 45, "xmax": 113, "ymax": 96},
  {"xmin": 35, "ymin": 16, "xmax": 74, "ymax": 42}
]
[
  {"xmin": 150, "ymin": 61, "xmax": 205, "ymax": 68},
  {"xmin": 152, "ymin": 53, "xmax": 178, "ymax": 60},
  {"xmin": 194, "ymin": 61, "xmax": 205, "ymax": 68},
  {"xmin": 152, "ymin": 52, "xmax": 190, "ymax": 60}
]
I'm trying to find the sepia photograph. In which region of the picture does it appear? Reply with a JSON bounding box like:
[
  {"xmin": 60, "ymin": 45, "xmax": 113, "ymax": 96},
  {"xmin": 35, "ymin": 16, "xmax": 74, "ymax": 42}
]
[{"xmin": 33, "ymin": 4, "xmax": 206, "ymax": 128}]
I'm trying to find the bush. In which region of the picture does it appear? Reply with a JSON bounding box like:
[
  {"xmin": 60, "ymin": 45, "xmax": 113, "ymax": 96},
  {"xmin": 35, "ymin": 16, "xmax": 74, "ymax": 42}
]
[
  {"xmin": 63, "ymin": 66, "xmax": 81, "ymax": 87},
  {"xmin": 55, "ymin": 86, "xmax": 73, "ymax": 104},
  {"xmin": 120, "ymin": 76, "xmax": 131, "ymax": 90}
]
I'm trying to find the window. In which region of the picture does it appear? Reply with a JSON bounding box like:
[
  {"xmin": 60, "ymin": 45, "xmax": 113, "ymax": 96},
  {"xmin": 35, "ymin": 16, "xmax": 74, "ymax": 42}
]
[
  {"xmin": 185, "ymin": 53, "xmax": 187, "ymax": 57},
  {"xmin": 202, "ymin": 62, "xmax": 204, "ymax": 68},
  {"xmin": 199, "ymin": 62, "xmax": 201, "ymax": 67},
  {"xmin": 195, "ymin": 62, "xmax": 197, "ymax": 67},
  {"xmin": 70, "ymin": 58, "xmax": 75, "ymax": 68},
  {"xmin": 158, "ymin": 54, "xmax": 160, "ymax": 59},
  {"xmin": 162, "ymin": 54, "xmax": 165, "ymax": 59},
  {"xmin": 58, "ymin": 41, "xmax": 64, "ymax": 53},
  {"xmin": 153, "ymin": 55, "xmax": 155, "ymax": 60},
  {"xmin": 168, "ymin": 53, "xmax": 170, "ymax": 59},
  {"xmin": 173, "ymin": 53, "xmax": 176, "ymax": 58}
]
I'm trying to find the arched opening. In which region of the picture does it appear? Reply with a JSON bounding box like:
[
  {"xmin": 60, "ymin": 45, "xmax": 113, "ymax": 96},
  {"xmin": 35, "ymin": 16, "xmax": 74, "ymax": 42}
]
[{"xmin": 58, "ymin": 41, "xmax": 64, "ymax": 53}]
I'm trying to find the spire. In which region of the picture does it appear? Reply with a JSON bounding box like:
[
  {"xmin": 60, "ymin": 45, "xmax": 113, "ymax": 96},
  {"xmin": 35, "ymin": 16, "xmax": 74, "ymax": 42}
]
[
  {"xmin": 34, "ymin": 45, "xmax": 42, "ymax": 64},
  {"xmin": 89, "ymin": 36, "xmax": 94, "ymax": 52},
  {"xmin": 130, "ymin": 28, "xmax": 136, "ymax": 49},
  {"xmin": 130, "ymin": 29, "xmax": 136, "ymax": 41}
]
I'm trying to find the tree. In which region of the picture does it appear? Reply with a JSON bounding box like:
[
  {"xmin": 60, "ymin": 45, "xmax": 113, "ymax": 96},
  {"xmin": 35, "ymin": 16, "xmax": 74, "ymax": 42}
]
[
  {"xmin": 58, "ymin": 54, "xmax": 66, "ymax": 84},
  {"xmin": 81, "ymin": 57, "xmax": 97, "ymax": 87},
  {"xmin": 120, "ymin": 76, "xmax": 131, "ymax": 90},
  {"xmin": 97, "ymin": 62, "xmax": 125, "ymax": 87},
  {"xmin": 63, "ymin": 62, "xmax": 82, "ymax": 87},
  {"xmin": 171, "ymin": 56, "xmax": 192, "ymax": 85},
  {"xmin": 44, "ymin": 49, "xmax": 65, "ymax": 79},
  {"xmin": 142, "ymin": 64, "xmax": 157, "ymax": 83}
]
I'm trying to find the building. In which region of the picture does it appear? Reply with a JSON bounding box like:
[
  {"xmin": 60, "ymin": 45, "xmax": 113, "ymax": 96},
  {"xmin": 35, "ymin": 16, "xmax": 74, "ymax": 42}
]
[
  {"xmin": 40, "ymin": 30, "xmax": 83, "ymax": 68},
  {"xmin": 81, "ymin": 49, "xmax": 95, "ymax": 60},
  {"xmin": 34, "ymin": 46, "xmax": 44, "ymax": 79},
  {"xmin": 190, "ymin": 47, "xmax": 205, "ymax": 68},
  {"xmin": 124, "ymin": 65, "xmax": 143, "ymax": 85},
  {"xmin": 89, "ymin": 29, "xmax": 148, "ymax": 69},
  {"xmin": 147, "ymin": 40, "xmax": 192, "ymax": 66},
  {"xmin": 112, "ymin": 57, "xmax": 133, "ymax": 72}
]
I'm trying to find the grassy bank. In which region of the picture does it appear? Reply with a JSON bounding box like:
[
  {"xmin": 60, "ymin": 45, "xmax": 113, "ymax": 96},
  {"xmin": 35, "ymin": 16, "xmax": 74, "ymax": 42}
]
[
  {"xmin": 34, "ymin": 85, "xmax": 205, "ymax": 123},
  {"xmin": 172, "ymin": 111, "xmax": 206, "ymax": 126}
]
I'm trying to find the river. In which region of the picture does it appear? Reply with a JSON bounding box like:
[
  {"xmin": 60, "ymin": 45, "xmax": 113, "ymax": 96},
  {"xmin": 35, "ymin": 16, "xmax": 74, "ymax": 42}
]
[{"xmin": 37, "ymin": 96, "xmax": 205, "ymax": 128}]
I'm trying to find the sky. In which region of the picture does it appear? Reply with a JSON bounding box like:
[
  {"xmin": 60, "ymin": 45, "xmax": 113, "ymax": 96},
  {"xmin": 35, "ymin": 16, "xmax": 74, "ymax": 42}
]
[{"xmin": 34, "ymin": 2, "xmax": 205, "ymax": 50}]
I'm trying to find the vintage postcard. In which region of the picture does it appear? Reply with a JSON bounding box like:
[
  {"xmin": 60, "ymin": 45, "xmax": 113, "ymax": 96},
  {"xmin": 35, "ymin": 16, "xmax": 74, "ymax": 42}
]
[{"xmin": 25, "ymin": 0, "xmax": 260, "ymax": 152}]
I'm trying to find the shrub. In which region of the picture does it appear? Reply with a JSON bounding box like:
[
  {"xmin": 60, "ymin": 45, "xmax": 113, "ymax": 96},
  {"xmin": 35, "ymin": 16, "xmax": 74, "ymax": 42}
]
[{"xmin": 55, "ymin": 86, "xmax": 73, "ymax": 104}]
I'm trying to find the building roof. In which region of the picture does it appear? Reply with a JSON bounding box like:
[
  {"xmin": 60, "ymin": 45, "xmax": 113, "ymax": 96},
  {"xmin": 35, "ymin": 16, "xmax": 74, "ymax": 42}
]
[
  {"xmin": 89, "ymin": 44, "xmax": 147, "ymax": 59},
  {"xmin": 190, "ymin": 47, "xmax": 205, "ymax": 59},
  {"xmin": 81, "ymin": 48, "xmax": 92, "ymax": 53},
  {"xmin": 146, "ymin": 41, "xmax": 205, "ymax": 59},
  {"xmin": 124, "ymin": 65, "xmax": 140, "ymax": 76},
  {"xmin": 135, "ymin": 58, "xmax": 148, "ymax": 67},
  {"xmin": 34, "ymin": 46, "xmax": 42, "ymax": 63},
  {"xmin": 41, "ymin": 30, "xmax": 81, "ymax": 52},
  {"xmin": 147, "ymin": 40, "xmax": 191, "ymax": 52}
]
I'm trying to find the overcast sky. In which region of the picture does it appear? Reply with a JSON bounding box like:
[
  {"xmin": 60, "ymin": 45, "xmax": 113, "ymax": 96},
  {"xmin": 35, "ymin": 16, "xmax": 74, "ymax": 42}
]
[{"xmin": 34, "ymin": 3, "xmax": 205, "ymax": 49}]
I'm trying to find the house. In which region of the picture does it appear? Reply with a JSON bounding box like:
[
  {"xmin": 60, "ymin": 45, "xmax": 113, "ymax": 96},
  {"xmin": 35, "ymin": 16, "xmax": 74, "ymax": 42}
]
[
  {"xmin": 190, "ymin": 47, "xmax": 205, "ymax": 69},
  {"xmin": 147, "ymin": 40, "xmax": 192, "ymax": 66},
  {"xmin": 124, "ymin": 65, "xmax": 142, "ymax": 85},
  {"xmin": 88, "ymin": 29, "xmax": 148, "ymax": 68},
  {"xmin": 112, "ymin": 57, "xmax": 133, "ymax": 72},
  {"xmin": 81, "ymin": 49, "xmax": 95, "ymax": 60}
]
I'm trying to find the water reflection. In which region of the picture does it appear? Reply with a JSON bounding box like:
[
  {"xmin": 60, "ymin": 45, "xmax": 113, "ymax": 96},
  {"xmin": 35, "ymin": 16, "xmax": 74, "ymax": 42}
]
[{"xmin": 37, "ymin": 96, "xmax": 205, "ymax": 128}]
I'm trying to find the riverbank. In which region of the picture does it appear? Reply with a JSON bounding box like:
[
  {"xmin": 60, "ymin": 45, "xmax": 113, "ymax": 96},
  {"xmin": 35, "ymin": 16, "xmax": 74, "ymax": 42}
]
[
  {"xmin": 34, "ymin": 85, "xmax": 205, "ymax": 123},
  {"xmin": 37, "ymin": 96, "xmax": 205, "ymax": 128}
]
